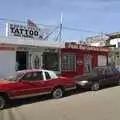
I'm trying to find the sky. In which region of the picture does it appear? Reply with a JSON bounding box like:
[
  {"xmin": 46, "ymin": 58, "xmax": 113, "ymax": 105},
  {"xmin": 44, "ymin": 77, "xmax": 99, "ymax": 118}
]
[{"xmin": 0, "ymin": 0, "xmax": 120, "ymax": 40}]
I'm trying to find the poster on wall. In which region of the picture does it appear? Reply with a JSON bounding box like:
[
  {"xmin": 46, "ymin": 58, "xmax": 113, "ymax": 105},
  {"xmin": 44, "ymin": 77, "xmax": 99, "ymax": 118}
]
[
  {"xmin": 6, "ymin": 20, "xmax": 48, "ymax": 40},
  {"xmin": 30, "ymin": 53, "xmax": 41, "ymax": 69}
]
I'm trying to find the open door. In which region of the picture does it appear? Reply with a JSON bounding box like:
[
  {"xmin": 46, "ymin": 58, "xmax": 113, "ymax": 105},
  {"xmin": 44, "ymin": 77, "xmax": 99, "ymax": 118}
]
[{"xmin": 16, "ymin": 51, "xmax": 28, "ymax": 70}]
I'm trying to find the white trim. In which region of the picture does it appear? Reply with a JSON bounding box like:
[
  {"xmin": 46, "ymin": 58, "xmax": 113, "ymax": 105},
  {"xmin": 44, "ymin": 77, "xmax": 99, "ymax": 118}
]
[
  {"xmin": 42, "ymin": 70, "xmax": 46, "ymax": 80},
  {"xmin": 10, "ymin": 91, "xmax": 51, "ymax": 99},
  {"xmin": 0, "ymin": 36, "xmax": 65, "ymax": 48}
]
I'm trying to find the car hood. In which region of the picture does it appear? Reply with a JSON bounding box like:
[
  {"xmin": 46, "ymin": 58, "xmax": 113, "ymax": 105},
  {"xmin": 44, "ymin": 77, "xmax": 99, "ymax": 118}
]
[
  {"xmin": 0, "ymin": 79, "xmax": 15, "ymax": 84},
  {"xmin": 74, "ymin": 73, "xmax": 97, "ymax": 81}
]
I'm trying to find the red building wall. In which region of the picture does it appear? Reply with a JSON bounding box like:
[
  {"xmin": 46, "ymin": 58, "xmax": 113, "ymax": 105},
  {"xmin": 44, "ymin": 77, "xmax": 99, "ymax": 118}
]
[{"xmin": 60, "ymin": 44, "xmax": 109, "ymax": 78}]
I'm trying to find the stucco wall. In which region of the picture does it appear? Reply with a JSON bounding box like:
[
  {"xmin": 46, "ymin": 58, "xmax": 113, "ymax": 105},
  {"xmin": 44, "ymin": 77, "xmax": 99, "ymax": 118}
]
[{"xmin": 0, "ymin": 50, "xmax": 16, "ymax": 78}]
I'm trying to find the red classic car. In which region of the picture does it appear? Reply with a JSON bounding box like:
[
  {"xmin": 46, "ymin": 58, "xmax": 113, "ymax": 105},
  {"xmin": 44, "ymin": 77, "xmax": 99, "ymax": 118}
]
[{"xmin": 0, "ymin": 69, "xmax": 76, "ymax": 109}]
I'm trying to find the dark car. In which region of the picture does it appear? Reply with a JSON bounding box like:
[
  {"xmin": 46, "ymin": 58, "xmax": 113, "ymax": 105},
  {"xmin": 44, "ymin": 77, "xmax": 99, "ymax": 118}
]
[{"xmin": 74, "ymin": 66, "xmax": 120, "ymax": 91}]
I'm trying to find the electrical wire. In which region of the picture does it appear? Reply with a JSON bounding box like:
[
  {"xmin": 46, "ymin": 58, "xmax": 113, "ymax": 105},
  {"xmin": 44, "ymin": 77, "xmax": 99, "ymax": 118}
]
[{"xmin": 0, "ymin": 17, "xmax": 100, "ymax": 34}]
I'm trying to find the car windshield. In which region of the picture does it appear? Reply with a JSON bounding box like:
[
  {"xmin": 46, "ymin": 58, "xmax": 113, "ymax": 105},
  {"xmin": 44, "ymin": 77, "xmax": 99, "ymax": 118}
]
[
  {"xmin": 93, "ymin": 67, "xmax": 105, "ymax": 75},
  {"xmin": 4, "ymin": 72, "xmax": 24, "ymax": 81}
]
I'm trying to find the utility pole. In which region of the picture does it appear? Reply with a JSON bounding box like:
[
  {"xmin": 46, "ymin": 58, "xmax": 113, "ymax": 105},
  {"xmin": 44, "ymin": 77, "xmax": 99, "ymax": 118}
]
[
  {"xmin": 59, "ymin": 12, "xmax": 63, "ymax": 42},
  {"xmin": 55, "ymin": 12, "xmax": 63, "ymax": 42}
]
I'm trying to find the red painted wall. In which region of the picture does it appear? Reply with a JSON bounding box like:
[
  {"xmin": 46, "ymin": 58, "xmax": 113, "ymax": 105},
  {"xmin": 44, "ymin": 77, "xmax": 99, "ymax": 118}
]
[{"xmin": 61, "ymin": 48, "xmax": 109, "ymax": 78}]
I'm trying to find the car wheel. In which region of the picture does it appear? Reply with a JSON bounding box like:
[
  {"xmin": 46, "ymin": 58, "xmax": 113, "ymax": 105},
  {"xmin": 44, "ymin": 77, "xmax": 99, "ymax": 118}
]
[
  {"xmin": 0, "ymin": 96, "xmax": 6, "ymax": 110},
  {"xmin": 91, "ymin": 82, "xmax": 100, "ymax": 91},
  {"xmin": 52, "ymin": 88, "xmax": 64, "ymax": 99}
]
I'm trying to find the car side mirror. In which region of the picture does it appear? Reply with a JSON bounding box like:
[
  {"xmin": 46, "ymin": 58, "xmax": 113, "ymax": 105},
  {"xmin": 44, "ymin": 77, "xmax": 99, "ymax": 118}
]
[{"xmin": 17, "ymin": 79, "xmax": 23, "ymax": 82}]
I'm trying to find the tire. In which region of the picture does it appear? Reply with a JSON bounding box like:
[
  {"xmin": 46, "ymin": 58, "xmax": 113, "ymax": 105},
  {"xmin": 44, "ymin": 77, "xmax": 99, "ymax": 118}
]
[
  {"xmin": 52, "ymin": 88, "xmax": 64, "ymax": 99},
  {"xmin": 0, "ymin": 96, "xmax": 6, "ymax": 110},
  {"xmin": 91, "ymin": 82, "xmax": 100, "ymax": 91}
]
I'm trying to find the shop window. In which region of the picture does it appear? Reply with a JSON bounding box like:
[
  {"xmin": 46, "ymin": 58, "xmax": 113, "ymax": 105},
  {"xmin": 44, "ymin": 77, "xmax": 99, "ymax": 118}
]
[
  {"xmin": 62, "ymin": 53, "xmax": 76, "ymax": 71},
  {"xmin": 43, "ymin": 52, "xmax": 59, "ymax": 71}
]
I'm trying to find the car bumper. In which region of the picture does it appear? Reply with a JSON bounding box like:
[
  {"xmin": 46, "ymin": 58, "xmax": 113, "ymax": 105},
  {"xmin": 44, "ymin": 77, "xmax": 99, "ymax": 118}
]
[{"xmin": 76, "ymin": 81, "xmax": 92, "ymax": 88}]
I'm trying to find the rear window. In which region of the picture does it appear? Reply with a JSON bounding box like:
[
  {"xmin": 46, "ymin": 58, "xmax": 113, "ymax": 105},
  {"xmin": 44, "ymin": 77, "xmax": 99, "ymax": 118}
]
[
  {"xmin": 48, "ymin": 71, "xmax": 58, "ymax": 79},
  {"xmin": 93, "ymin": 67, "xmax": 105, "ymax": 75}
]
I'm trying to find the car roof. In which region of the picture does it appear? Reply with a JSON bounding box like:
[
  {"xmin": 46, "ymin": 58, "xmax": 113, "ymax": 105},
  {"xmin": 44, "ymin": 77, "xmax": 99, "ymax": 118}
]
[
  {"xmin": 94, "ymin": 66, "xmax": 113, "ymax": 69},
  {"xmin": 17, "ymin": 69, "xmax": 54, "ymax": 73}
]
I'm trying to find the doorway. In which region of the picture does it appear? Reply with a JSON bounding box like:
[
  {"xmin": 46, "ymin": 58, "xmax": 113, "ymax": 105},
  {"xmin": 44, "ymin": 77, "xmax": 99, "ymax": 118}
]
[
  {"xmin": 16, "ymin": 51, "xmax": 28, "ymax": 70},
  {"xmin": 43, "ymin": 52, "xmax": 59, "ymax": 71},
  {"xmin": 84, "ymin": 54, "xmax": 92, "ymax": 73}
]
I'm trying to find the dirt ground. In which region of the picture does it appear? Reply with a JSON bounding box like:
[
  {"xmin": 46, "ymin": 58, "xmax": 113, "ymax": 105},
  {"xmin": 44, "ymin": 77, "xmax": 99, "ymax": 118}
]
[{"xmin": 0, "ymin": 86, "xmax": 120, "ymax": 120}]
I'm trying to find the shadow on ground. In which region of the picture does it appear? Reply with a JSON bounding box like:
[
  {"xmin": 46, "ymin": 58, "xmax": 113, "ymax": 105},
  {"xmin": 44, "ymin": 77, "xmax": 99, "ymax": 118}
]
[
  {"xmin": 4, "ymin": 85, "xmax": 118, "ymax": 110},
  {"xmin": 4, "ymin": 88, "xmax": 87, "ymax": 110}
]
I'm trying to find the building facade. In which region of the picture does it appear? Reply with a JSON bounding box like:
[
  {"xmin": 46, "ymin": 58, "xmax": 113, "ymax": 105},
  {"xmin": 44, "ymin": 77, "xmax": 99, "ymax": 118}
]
[
  {"xmin": 0, "ymin": 38, "xmax": 109, "ymax": 78},
  {"xmin": 60, "ymin": 42, "xmax": 109, "ymax": 77},
  {"xmin": 0, "ymin": 36, "xmax": 64, "ymax": 77},
  {"xmin": 0, "ymin": 20, "xmax": 110, "ymax": 77}
]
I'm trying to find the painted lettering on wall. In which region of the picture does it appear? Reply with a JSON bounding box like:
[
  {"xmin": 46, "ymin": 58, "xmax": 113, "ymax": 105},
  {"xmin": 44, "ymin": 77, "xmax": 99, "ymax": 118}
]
[{"xmin": 65, "ymin": 42, "xmax": 109, "ymax": 52}]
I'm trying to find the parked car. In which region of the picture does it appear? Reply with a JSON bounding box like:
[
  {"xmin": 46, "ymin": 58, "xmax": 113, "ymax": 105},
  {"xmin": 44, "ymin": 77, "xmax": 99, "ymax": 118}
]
[
  {"xmin": 0, "ymin": 69, "xmax": 76, "ymax": 109},
  {"xmin": 74, "ymin": 66, "xmax": 120, "ymax": 91}
]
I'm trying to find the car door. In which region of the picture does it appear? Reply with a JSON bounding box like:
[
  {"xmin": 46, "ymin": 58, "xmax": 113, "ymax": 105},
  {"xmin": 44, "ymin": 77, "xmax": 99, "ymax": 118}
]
[
  {"xmin": 98, "ymin": 68, "xmax": 107, "ymax": 86},
  {"xmin": 9, "ymin": 72, "xmax": 36, "ymax": 99},
  {"xmin": 104, "ymin": 67, "xmax": 115, "ymax": 85},
  {"xmin": 29, "ymin": 71, "xmax": 51, "ymax": 94},
  {"xmin": 37, "ymin": 71, "xmax": 55, "ymax": 92},
  {"xmin": 10, "ymin": 71, "xmax": 47, "ymax": 99}
]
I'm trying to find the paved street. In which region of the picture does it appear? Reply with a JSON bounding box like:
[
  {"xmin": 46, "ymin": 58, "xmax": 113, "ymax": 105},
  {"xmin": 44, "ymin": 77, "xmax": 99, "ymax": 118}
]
[{"xmin": 0, "ymin": 86, "xmax": 120, "ymax": 120}]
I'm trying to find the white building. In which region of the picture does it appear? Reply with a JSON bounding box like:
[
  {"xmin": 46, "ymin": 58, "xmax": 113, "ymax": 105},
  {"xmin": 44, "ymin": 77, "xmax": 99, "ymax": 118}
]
[
  {"xmin": 86, "ymin": 33, "xmax": 120, "ymax": 68},
  {"xmin": 0, "ymin": 20, "xmax": 65, "ymax": 77},
  {"xmin": 86, "ymin": 34, "xmax": 109, "ymax": 47},
  {"xmin": 0, "ymin": 36, "xmax": 65, "ymax": 77}
]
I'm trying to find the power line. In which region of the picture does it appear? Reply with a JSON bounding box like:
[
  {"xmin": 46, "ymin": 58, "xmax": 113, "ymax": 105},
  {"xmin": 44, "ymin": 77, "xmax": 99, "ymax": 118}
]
[
  {"xmin": 0, "ymin": 17, "xmax": 100, "ymax": 34},
  {"xmin": 63, "ymin": 26, "xmax": 97, "ymax": 33},
  {"xmin": 43, "ymin": 27, "xmax": 58, "ymax": 40}
]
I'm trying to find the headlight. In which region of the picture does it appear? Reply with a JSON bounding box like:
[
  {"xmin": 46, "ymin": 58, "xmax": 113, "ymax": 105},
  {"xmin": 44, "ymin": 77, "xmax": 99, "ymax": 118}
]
[{"xmin": 77, "ymin": 80, "xmax": 88, "ymax": 86}]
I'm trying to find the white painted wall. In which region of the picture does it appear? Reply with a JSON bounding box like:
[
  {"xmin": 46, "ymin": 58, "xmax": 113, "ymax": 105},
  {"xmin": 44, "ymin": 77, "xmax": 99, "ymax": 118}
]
[
  {"xmin": 0, "ymin": 51, "xmax": 16, "ymax": 78},
  {"xmin": 88, "ymin": 38, "xmax": 120, "ymax": 48},
  {"xmin": 90, "ymin": 42, "xmax": 105, "ymax": 46},
  {"xmin": 110, "ymin": 38, "xmax": 120, "ymax": 48},
  {"xmin": 98, "ymin": 55, "xmax": 107, "ymax": 66},
  {"xmin": 0, "ymin": 36, "xmax": 64, "ymax": 48}
]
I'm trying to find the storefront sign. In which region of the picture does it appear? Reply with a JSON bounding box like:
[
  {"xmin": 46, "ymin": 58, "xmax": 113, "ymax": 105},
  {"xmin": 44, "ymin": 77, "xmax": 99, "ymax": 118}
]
[
  {"xmin": 6, "ymin": 23, "xmax": 44, "ymax": 39},
  {"xmin": 65, "ymin": 42, "xmax": 109, "ymax": 52}
]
